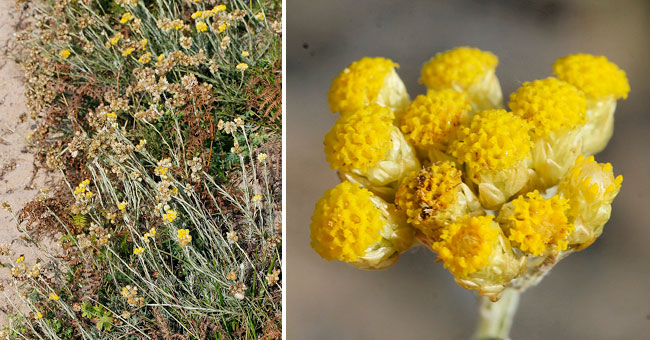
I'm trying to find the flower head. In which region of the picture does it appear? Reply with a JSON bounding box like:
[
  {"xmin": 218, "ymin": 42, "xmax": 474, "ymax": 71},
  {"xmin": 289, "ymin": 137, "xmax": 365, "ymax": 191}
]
[
  {"xmin": 48, "ymin": 292, "xmax": 59, "ymax": 301},
  {"xmin": 241, "ymin": 50, "xmax": 250, "ymax": 57},
  {"xmin": 133, "ymin": 247, "xmax": 145, "ymax": 255},
  {"xmin": 59, "ymin": 49, "xmax": 71, "ymax": 59},
  {"xmin": 163, "ymin": 209, "xmax": 178, "ymax": 223},
  {"xmin": 310, "ymin": 181, "xmax": 414, "ymax": 269},
  {"xmin": 122, "ymin": 47, "xmax": 135, "ymax": 57},
  {"xmin": 177, "ymin": 229, "xmax": 192, "ymax": 247},
  {"xmin": 138, "ymin": 52, "xmax": 151, "ymax": 64},
  {"xmin": 451, "ymin": 109, "xmax": 531, "ymax": 173},
  {"xmin": 324, "ymin": 104, "xmax": 394, "ymax": 172},
  {"xmin": 498, "ymin": 191, "xmax": 573, "ymax": 256},
  {"xmin": 558, "ymin": 155, "xmax": 622, "ymax": 248},
  {"xmin": 553, "ymin": 53, "xmax": 629, "ymax": 100},
  {"xmin": 236, "ymin": 62, "xmax": 249, "ymax": 71},
  {"xmin": 395, "ymin": 161, "xmax": 479, "ymax": 235},
  {"xmin": 196, "ymin": 21, "xmax": 208, "ymax": 32},
  {"xmin": 328, "ymin": 57, "xmax": 408, "ymax": 115},
  {"xmin": 120, "ymin": 12, "xmax": 134, "ymax": 24},
  {"xmin": 420, "ymin": 47, "xmax": 498, "ymax": 90},
  {"xmin": 400, "ymin": 89, "xmax": 471, "ymax": 149},
  {"xmin": 508, "ymin": 77, "xmax": 586, "ymax": 137}
]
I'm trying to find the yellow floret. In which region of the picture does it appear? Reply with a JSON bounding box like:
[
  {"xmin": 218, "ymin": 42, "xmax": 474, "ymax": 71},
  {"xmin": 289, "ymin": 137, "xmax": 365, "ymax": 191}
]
[
  {"xmin": 310, "ymin": 182, "xmax": 385, "ymax": 262},
  {"xmin": 503, "ymin": 191, "xmax": 573, "ymax": 256},
  {"xmin": 433, "ymin": 215, "xmax": 498, "ymax": 278},
  {"xmin": 328, "ymin": 57, "xmax": 398, "ymax": 113},
  {"xmin": 420, "ymin": 47, "xmax": 498, "ymax": 89},
  {"xmin": 553, "ymin": 53, "xmax": 630, "ymax": 100},
  {"xmin": 400, "ymin": 89, "xmax": 471, "ymax": 148},
  {"xmin": 450, "ymin": 109, "xmax": 531, "ymax": 173},
  {"xmin": 508, "ymin": 77, "xmax": 587, "ymax": 137},
  {"xmin": 323, "ymin": 104, "xmax": 394, "ymax": 172},
  {"xmin": 395, "ymin": 161, "xmax": 462, "ymax": 228}
]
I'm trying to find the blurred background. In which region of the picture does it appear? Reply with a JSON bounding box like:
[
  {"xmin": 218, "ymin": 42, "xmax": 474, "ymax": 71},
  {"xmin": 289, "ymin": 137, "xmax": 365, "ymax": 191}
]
[{"xmin": 286, "ymin": 0, "xmax": 650, "ymax": 339}]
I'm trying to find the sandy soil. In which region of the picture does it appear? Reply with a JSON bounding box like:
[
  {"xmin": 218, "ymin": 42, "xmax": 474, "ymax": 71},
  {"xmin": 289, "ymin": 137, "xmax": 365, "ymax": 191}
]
[{"xmin": 0, "ymin": 1, "xmax": 59, "ymax": 324}]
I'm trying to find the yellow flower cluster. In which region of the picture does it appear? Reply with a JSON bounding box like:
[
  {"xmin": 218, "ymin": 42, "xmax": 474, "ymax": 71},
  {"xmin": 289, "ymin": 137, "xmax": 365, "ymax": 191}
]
[
  {"xmin": 73, "ymin": 179, "xmax": 93, "ymax": 199},
  {"xmin": 323, "ymin": 104, "xmax": 394, "ymax": 172},
  {"xmin": 328, "ymin": 57, "xmax": 398, "ymax": 114},
  {"xmin": 313, "ymin": 49, "xmax": 625, "ymax": 299},
  {"xmin": 508, "ymin": 77, "xmax": 587, "ymax": 137},
  {"xmin": 121, "ymin": 285, "xmax": 144, "ymax": 306},
  {"xmin": 450, "ymin": 109, "xmax": 531, "ymax": 172},
  {"xmin": 420, "ymin": 47, "xmax": 498, "ymax": 89},
  {"xmin": 177, "ymin": 229, "xmax": 192, "ymax": 247},
  {"xmin": 310, "ymin": 182, "xmax": 385, "ymax": 262},
  {"xmin": 163, "ymin": 209, "xmax": 178, "ymax": 223},
  {"xmin": 553, "ymin": 54, "xmax": 630, "ymax": 100}
]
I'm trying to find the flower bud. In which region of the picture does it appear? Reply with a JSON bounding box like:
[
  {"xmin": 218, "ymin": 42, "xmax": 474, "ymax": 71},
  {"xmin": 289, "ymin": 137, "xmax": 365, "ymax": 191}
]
[
  {"xmin": 324, "ymin": 104, "xmax": 420, "ymax": 201},
  {"xmin": 558, "ymin": 155, "xmax": 622, "ymax": 249},
  {"xmin": 420, "ymin": 47, "xmax": 502, "ymax": 111},
  {"xmin": 432, "ymin": 215, "xmax": 526, "ymax": 300},
  {"xmin": 399, "ymin": 89, "xmax": 471, "ymax": 163},
  {"xmin": 310, "ymin": 181, "xmax": 415, "ymax": 270},
  {"xmin": 328, "ymin": 57, "xmax": 410, "ymax": 117},
  {"xmin": 509, "ymin": 77, "xmax": 587, "ymax": 189},
  {"xmin": 553, "ymin": 54, "xmax": 630, "ymax": 155},
  {"xmin": 395, "ymin": 161, "xmax": 481, "ymax": 238},
  {"xmin": 497, "ymin": 190, "xmax": 573, "ymax": 257},
  {"xmin": 450, "ymin": 109, "xmax": 533, "ymax": 210}
]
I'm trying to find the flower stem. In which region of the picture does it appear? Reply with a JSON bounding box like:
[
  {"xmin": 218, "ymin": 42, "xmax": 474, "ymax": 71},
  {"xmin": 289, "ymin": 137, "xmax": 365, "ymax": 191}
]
[{"xmin": 473, "ymin": 288, "xmax": 520, "ymax": 340}]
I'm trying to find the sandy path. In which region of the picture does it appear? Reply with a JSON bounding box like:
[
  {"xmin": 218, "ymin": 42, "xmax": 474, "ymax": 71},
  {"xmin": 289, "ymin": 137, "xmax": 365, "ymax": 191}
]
[{"xmin": 0, "ymin": 1, "xmax": 58, "ymax": 323}]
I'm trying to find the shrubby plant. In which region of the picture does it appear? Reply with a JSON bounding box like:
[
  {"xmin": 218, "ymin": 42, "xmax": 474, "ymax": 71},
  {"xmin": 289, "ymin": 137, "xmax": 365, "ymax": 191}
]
[{"xmin": 1, "ymin": 0, "xmax": 281, "ymax": 338}]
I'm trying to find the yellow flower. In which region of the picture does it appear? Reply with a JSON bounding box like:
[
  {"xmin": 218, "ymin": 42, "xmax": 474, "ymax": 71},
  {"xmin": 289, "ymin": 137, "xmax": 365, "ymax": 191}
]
[
  {"xmin": 135, "ymin": 139, "xmax": 147, "ymax": 151},
  {"xmin": 172, "ymin": 19, "xmax": 184, "ymax": 30},
  {"xmin": 144, "ymin": 227, "xmax": 156, "ymax": 240},
  {"xmin": 324, "ymin": 104, "xmax": 419, "ymax": 200},
  {"xmin": 451, "ymin": 109, "xmax": 531, "ymax": 173},
  {"xmin": 252, "ymin": 194, "xmax": 262, "ymax": 202},
  {"xmin": 420, "ymin": 47, "xmax": 498, "ymax": 90},
  {"xmin": 497, "ymin": 191, "xmax": 573, "ymax": 256},
  {"xmin": 117, "ymin": 202, "xmax": 127, "ymax": 211},
  {"xmin": 450, "ymin": 109, "xmax": 532, "ymax": 209},
  {"xmin": 120, "ymin": 12, "xmax": 134, "ymax": 24},
  {"xmin": 35, "ymin": 311, "xmax": 43, "ymax": 319},
  {"xmin": 508, "ymin": 77, "xmax": 586, "ymax": 137},
  {"xmin": 558, "ymin": 155, "xmax": 622, "ymax": 249},
  {"xmin": 163, "ymin": 209, "xmax": 178, "ymax": 223},
  {"xmin": 255, "ymin": 13, "xmax": 265, "ymax": 21},
  {"xmin": 310, "ymin": 181, "xmax": 413, "ymax": 269},
  {"xmin": 15, "ymin": 255, "xmax": 24, "ymax": 264},
  {"xmin": 196, "ymin": 21, "xmax": 208, "ymax": 32},
  {"xmin": 257, "ymin": 153, "xmax": 267, "ymax": 162},
  {"xmin": 328, "ymin": 57, "xmax": 409, "ymax": 116},
  {"xmin": 400, "ymin": 89, "xmax": 471, "ymax": 150},
  {"xmin": 395, "ymin": 161, "xmax": 480, "ymax": 236},
  {"xmin": 138, "ymin": 52, "xmax": 151, "ymax": 64},
  {"xmin": 236, "ymin": 62, "xmax": 249, "ymax": 71},
  {"xmin": 191, "ymin": 11, "xmax": 203, "ymax": 19},
  {"xmin": 139, "ymin": 38, "xmax": 148, "ymax": 50},
  {"xmin": 215, "ymin": 4, "xmax": 226, "ymax": 12},
  {"xmin": 133, "ymin": 247, "xmax": 145, "ymax": 255},
  {"xmin": 59, "ymin": 49, "xmax": 71, "ymax": 59},
  {"xmin": 48, "ymin": 292, "xmax": 60, "ymax": 301},
  {"xmin": 122, "ymin": 47, "xmax": 135, "ymax": 56},
  {"xmin": 106, "ymin": 111, "xmax": 117, "ymax": 121},
  {"xmin": 218, "ymin": 23, "xmax": 228, "ymax": 32},
  {"xmin": 177, "ymin": 229, "xmax": 192, "ymax": 247},
  {"xmin": 241, "ymin": 50, "xmax": 250, "ymax": 57},
  {"xmin": 553, "ymin": 53, "xmax": 629, "ymax": 100},
  {"xmin": 434, "ymin": 215, "xmax": 498, "ymax": 277},
  {"xmin": 109, "ymin": 33, "xmax": 122, "ymax": 46}
]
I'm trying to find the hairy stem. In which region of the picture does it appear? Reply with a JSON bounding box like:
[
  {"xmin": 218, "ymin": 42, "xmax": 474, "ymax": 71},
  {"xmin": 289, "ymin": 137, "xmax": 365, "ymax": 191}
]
[{"xmin": 473, "ymin": 288, "xmax": 520, "ymax": 340}]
